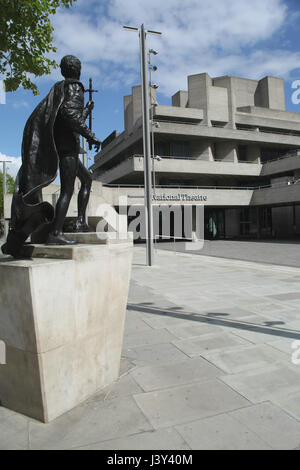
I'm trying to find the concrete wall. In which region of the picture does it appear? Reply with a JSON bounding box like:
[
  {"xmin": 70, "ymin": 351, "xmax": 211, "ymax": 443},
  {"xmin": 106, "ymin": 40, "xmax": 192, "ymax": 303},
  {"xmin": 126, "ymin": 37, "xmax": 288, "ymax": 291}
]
[
  {"xmin": 246, "ymin": 145, "xmax": 261, "ymax": 163},
  {"xmin": 212, "ymin": 76, "xmax": 235, "ymax": 129},
  {"xmin": 123, "ymin": 85, "xmax": 157, "ymax": 132},
  {"xmin": 215, "ymin": 142, "xmax": 238, "ymax": 162},
  {"xmin": 188, "ymin": 73, "xmax": 212, "ymax": 125},
  {"xmin": 209, "ymin": 86, "xmax": 229, "ymax": 123},
  {"xmin": 124, "ymin": 95, "xmax": 133, "ymax": 132},
  {"xmin": 232, "ymin": 77, "xmax": 258, "ymax": 108},
  {"xmin": 255, "ymin": 77, "xmax": 285, "ymax": 110},
  {"xmin": 189, "ymin": 140, "xmax": 213, "ymax": 161},
  {"xmin": 172, "ymin": 91, "xmax": 188, "ymax": 107}
]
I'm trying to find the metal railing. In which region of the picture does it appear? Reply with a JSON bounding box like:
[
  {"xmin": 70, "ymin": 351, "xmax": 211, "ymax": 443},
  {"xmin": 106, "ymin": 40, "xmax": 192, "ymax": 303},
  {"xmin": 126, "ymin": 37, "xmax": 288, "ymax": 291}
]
[
  {"xmin": 262, "ymin": 151, "xmax": 300, "ymax": 164},
  {"xmin": 104, "ymin": 180, "xmax": 300, "ymax": 191},
  {"xmin": 132, "ymin": 154, "xmax": 259, "ymax": 163}
]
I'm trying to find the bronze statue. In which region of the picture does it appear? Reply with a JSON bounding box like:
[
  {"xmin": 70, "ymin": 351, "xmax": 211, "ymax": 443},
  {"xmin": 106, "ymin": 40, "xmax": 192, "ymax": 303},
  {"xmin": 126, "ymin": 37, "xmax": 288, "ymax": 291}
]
[{"xmin": 2, "ymin": 55, "xmax": 101, "ymax": 258}]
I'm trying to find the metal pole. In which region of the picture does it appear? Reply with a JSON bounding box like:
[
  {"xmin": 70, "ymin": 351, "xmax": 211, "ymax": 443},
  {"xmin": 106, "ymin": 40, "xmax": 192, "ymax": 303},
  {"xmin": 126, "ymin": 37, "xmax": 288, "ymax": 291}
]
[
  {"xmin": 3, "ymin": 161, "xmax": 6, "ymax": 197},
  {"xmin": 140, "ymin": 24, "xmax": 154, "ymax": 266},
  {"xmin": 81, "ymin": 136, "xmax": 88, "ymax": 225},
  {"xmin": 2, "ymin": 161, "xmax": 8, "ymax": 238}
]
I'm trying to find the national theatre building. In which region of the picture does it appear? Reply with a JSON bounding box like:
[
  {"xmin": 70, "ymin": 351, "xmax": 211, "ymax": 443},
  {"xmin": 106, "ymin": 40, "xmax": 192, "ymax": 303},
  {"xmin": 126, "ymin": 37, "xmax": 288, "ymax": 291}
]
[{"xmin": 91, "ymin": 72, "xmax": 300, "ymax": 240}]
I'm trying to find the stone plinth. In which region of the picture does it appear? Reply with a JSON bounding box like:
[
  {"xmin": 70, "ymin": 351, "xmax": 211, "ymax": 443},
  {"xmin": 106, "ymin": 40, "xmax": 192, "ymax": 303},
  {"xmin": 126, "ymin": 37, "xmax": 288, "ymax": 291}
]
[{"xmin": 0, "ymin": 233, "xmax": 133, "ymax": 422}]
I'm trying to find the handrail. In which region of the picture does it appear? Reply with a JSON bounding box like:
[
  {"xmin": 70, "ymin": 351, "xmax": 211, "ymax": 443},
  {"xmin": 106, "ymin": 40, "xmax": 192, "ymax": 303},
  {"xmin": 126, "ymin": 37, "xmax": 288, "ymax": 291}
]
[{"xmin": 104, "ymin": 182, "xmax": 297, "ymax": 191}]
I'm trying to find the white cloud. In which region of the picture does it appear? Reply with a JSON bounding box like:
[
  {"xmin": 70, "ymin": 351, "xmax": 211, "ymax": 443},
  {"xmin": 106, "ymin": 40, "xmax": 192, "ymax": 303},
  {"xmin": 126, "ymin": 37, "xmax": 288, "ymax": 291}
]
[
  {"xmin": 0, "ymin": 154, "xmax": 21, "ymax": 179},
  {"xmin": 48, "ymin": 0, "xmax": 297, "ymax": 96},
  {"xmin": 12, "ymin": 100, "xmax": 29, "ymax": 109}
]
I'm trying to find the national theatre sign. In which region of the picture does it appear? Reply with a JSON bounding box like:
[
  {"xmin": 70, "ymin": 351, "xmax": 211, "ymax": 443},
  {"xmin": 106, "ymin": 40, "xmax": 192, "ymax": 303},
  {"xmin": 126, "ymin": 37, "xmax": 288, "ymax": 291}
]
[{"xmin": 152, "ymin": 193, "xmax": 208, "ymax": 202}]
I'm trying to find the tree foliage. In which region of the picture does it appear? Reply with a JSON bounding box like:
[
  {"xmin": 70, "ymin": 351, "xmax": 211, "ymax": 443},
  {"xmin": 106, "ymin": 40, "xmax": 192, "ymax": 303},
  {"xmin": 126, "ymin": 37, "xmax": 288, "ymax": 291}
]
[
  {"xmin": 0, "ymin": 0, "xmax": 77, "ymax": 95},
  {"xmin": 0, "ymin": 171, "xmax": 14, "ymax": 218}
]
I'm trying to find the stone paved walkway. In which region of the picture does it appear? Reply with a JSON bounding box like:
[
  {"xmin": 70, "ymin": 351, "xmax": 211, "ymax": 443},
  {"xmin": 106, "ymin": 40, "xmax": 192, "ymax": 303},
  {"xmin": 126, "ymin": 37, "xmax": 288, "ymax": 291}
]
[
  {"xmin": 157, "ymin": 239, "xmax": 300, "ymax": 268},
  {"xmin": 1, "ymin": 246, "xmax": 300, "ymax": 449}
]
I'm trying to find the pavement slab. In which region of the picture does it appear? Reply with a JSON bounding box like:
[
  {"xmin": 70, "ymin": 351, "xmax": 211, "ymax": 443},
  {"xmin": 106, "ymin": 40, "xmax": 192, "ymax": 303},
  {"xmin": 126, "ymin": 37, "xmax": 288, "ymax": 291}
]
[
  {"xmin": 75, "ymin": 428, "xmax": 191, "ymax": 450},
  {"xmin": 221, "ymin": 364, "xmax": 300, "ymax": 403},
  {"xmin": 130, "ymin": 357, "xmax": 223, "ymax": 392},
  {"xmin": 229, "ymin": 402, "xmax": 300, "ymax": 450},
  {"xmin": 175, "ymin": 413, "xmax": 271, "ymax": 450},
  {"xmin": 0, "ymin": 408, "xmax": 29, "ymax": 450},
  {"xmin": 29, "ymin": 396, "xmax": 153, "ymax": 450},
  {"xmin": 201, "ymin": 344, "xmax": 291, "ymax": 374},
  {"xmin": 1, "ymin": 243, "xmax": 300, "ymax": 450},
  {"xmin": 172, "ymin": 332, "xmax": 251, "ymax": 358},
  {"xmin": 133, "ymin": 379, "xmax": 250, "ymax": 429}
]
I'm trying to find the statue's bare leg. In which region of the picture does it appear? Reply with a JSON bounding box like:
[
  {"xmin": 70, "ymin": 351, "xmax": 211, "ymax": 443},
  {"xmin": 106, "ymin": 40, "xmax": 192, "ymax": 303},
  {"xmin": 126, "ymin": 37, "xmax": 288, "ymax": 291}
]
[
  {"xmin": 75, "ymin": 159, "xmax": 92, "ymax": 231},
  {"xmin": 47, "ymin": 155, "xmax": 78, "ymax": 244}
]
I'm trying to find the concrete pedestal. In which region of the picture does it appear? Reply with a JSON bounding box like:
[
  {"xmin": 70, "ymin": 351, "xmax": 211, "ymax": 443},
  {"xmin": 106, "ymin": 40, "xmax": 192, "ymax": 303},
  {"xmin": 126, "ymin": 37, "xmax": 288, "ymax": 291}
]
[{"xmin": 0, "ymin": 233, "xmax": 133, "ymax": 422}]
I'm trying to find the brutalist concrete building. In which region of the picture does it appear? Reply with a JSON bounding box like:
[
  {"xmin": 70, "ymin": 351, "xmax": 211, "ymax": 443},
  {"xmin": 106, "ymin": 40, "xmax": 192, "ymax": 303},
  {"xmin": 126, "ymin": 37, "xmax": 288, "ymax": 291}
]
[{"xmin": 91, "ymin": 73, "xmax": 300, "ymax": 240}]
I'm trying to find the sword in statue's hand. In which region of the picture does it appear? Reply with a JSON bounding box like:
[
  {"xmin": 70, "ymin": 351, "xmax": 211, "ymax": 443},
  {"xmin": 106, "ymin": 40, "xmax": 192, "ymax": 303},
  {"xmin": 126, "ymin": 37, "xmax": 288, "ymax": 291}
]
[{"xmin": 85, "ymin": 78, "xmax": 99, "ymax": 151}]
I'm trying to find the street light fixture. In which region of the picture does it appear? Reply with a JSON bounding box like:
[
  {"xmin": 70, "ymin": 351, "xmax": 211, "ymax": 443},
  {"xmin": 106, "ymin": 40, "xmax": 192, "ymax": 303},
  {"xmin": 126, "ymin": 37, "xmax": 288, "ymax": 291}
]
[
  {"xmin": 123, "ymin": 24, "xmax": 162, "ymax": 267},
  {"xmin": 0, "ymin": 156, "xmax": 13, "ymax": 238}
]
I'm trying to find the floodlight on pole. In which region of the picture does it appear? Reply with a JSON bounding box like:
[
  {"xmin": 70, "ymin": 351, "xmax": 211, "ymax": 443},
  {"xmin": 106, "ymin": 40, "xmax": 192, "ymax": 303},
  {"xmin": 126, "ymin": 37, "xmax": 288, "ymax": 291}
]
[
  {"xmin": 0, "ymin": 157, "xmax": 13, "ymax": 238},
  {"xmin": 123, "ymin": 24, "xmax": 162, "ymax": 267}
]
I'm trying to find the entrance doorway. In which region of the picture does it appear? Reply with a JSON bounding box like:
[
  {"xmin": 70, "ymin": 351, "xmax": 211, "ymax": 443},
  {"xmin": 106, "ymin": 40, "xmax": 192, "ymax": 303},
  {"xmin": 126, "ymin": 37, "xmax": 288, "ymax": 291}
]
[{"xmin": 205, "ymin": 209, "xmax": 225, "ymax": 239}]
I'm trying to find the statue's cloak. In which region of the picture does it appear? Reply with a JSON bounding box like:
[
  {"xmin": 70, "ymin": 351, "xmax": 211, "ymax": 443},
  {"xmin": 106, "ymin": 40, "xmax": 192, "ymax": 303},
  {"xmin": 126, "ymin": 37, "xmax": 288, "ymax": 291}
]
[
  {"xmin": 2, "ymin": 78, "xmax": 84, "ymax": 257},
  {"xmin": 11, "ymin": 79, "xmax": 80, "ymax": 230}
]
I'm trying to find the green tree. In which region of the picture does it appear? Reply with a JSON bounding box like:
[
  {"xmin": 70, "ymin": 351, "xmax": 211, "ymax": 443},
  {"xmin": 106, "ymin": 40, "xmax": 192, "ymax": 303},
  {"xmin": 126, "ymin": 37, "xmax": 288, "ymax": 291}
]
[
  {"xmin": 0, "ymin": 0, "xmax": 77, "ymax": 95},
  {"xmin": 0, "ymin": 171, "xmax": 14, "ymax": 218}
]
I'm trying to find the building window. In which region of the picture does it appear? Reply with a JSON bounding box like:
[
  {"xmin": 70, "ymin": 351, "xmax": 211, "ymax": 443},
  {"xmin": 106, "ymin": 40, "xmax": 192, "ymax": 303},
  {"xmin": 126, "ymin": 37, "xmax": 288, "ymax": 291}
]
[
  {"xmin": 155, "ymin": 141, "xmax": 189, "ymax": 158},
  {"xmin": 238, "ymin": 145, "xmax": 247, "ymax": 162}
]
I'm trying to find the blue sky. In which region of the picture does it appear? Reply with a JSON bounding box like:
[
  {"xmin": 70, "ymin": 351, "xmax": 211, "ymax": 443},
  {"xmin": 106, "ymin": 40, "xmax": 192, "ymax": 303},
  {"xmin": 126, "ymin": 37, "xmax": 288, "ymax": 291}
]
[{"xmin": 1, "ymin": 0, "xmax": 300, "ymax": 177}]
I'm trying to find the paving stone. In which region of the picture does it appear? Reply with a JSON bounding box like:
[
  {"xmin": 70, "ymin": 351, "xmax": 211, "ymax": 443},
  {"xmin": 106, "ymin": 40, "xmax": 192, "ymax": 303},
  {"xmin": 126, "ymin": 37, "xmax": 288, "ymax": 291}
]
[
  {"xmin": 175, "ymin": 413, "xmax": 271, "ymax": 450},
  {"xmin": 84, "ymin": 373, "xmax": 143, "ymax": 404},
  {"xmin": 29, "ymin": 396, "xmax": 153, "ymax": 450},
  {"xmin": 201, "ymin": 344, "xmax": 290, "ymax": 374},
  {"xmin": 271, "ymin": 391, "xmax": 300, "ymax": 421},
  {"xmin": 166, "ymin": 323, "xmax": 222, "ymax": 339},
  {"xmin": 124, "ymin": 315, "xmax": 154, "ymax": 335},
  {"xmin": 130, "ymin": 357, "xmax": 222, "ymax": 392},
  {"xmin": 122, "ymin": 328, "xmax": 177, "ymax": 349},
  {"xmin": 230, "ymin": 325, "xmax": 300, "ymax": 344},
  {"xmin": 221, "ymin": 365, "xmax": 300, "ymax": 403},
  {"xmin": 0, "ymin": 407, "xmax": 29, "ymax": 450},
  {"xmin": 141, "ymin": 314, "xmax": 189, "ymax": 330},
  {"xmin": 268, "ymin": 338, "xmax": 297, "ymax": 355},
  {"xmin": 172, "ymin": 332, "xmax": 251, "ymax": 358},
  {"xmin": 74, "ymin": 428, "xmax": 191, "ymax": 450},
  {"xmin": 123, "ymin": 342, "xmax": 189, "ymax": 367},
  {"xmin": 133, "ymin": 379, "xmax": 249, "ymax": 429},
  {"xmin": 119, "ymin": 357, "xmax": 136, "ymax": 376},
  {"xmin": 230, "ymin": 402, "xmax": 300, "ymax": 450},
  {"xmin": 268, "ymin": 292, "xmax": 300, "ymax": 301}
]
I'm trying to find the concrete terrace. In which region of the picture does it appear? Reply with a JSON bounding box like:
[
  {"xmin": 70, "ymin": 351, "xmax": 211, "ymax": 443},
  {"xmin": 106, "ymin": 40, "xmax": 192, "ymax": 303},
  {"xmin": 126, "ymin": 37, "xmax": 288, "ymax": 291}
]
[{"xmin": 1, "ymin": 245, "xmax": 300, "ymax": 450}]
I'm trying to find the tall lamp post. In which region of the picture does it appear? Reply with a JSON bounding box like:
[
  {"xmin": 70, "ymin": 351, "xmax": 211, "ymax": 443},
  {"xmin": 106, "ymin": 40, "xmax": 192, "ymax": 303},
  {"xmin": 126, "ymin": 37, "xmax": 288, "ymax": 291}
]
[
  {"xmin": 123, "ymin": 24, "xmax": 162, "ymax": 267},
  {"xmin": 0, "ymin": 157, "xmax": 13, "ymax": 238}
]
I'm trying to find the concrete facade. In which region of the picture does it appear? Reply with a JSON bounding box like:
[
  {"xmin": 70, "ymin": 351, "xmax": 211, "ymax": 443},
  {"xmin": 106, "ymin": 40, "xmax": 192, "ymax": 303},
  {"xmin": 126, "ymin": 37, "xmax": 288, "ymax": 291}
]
[
  {"xmin": 88, "ymin": 71, "xmax": 300, "ymax": 240},
  {"xmin": 3, "ymin": 73, "xmax": 300, "ymax": 240}
]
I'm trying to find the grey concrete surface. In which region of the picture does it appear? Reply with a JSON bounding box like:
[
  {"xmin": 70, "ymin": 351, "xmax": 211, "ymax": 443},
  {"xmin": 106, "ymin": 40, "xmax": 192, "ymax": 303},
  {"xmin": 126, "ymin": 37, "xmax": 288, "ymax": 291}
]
[
  {"xmin": 157, "ymin": 239, "xmax": 300, "ymax": 268},
  {"xmin": 1, "ymin": 246, "xmax": 300, "ymax": 449}
]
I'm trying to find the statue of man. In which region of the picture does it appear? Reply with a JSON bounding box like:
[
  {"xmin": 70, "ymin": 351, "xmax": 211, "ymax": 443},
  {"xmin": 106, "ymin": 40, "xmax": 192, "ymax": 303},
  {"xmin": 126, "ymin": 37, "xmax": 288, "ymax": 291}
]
[{"xmin": 2, "ymin": 55, "xmax": 101, "ymax": 257}]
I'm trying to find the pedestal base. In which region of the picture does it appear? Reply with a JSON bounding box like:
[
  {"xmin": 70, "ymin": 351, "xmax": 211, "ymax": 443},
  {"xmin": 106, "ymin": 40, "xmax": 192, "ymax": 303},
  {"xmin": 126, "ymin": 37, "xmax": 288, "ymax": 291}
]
[{"xmin": 0, "ymin": 233, "xmax": 133, "ymax": 422}]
